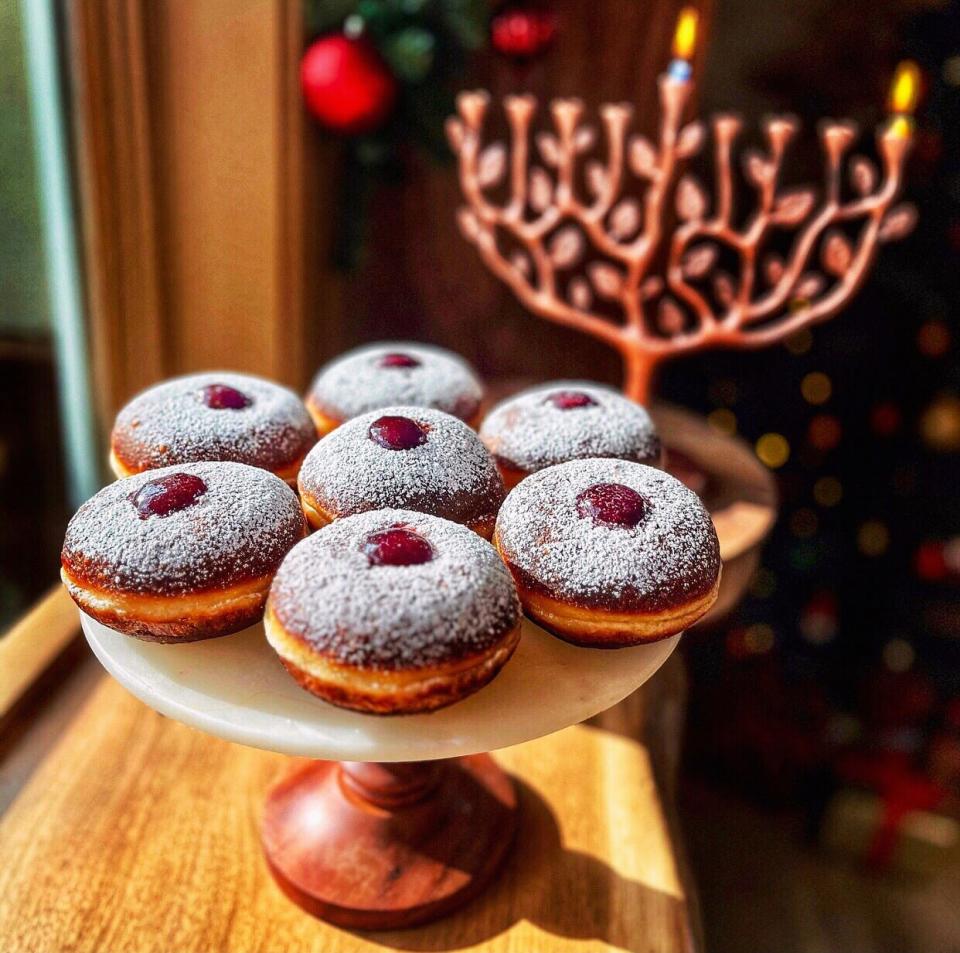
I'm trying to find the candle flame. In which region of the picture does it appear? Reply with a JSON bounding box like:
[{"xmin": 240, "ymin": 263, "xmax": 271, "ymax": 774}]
[
  {"xmin": 673, "ymin": 7, "xmax": 698, "ymax": 61},
  {"xmin": 887, "ymin": 116, "xmax": 913, "ymax": 140},
  {"xmin": 888, "ymin": 61, "xmax": 920, "ymax": 115}
]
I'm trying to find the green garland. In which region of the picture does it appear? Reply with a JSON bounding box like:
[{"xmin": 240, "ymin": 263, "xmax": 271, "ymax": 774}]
[{"xmin": 306, "ymin": 0, "xmax": 490, "ymax": 267}]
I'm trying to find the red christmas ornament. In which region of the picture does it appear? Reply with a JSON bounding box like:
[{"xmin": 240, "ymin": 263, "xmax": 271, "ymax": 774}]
[
  {"xmin": 491, "ymin": 5, "xmax": 558, "ymax": 60},
  {"xmin": 300, "ymin": 34, "xmax": 397, "ymax": 135}
]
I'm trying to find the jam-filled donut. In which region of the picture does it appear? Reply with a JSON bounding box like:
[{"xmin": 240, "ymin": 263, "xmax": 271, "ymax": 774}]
[
  {"xmin": 480, "ymin": 381, "xmax": 662, "ymax": 489},
  {"xmin": 61, "ymin": 461, "xmax": 307, "ymax": 642},
  {"xmin": 305, "ymin": 341, "xmax": 484, "ymax": 436},
  {"xmin": 298, "ymin": 406, "xmax": 505, "ymax": 538},
  {"xmin": 110, "ymin": 371, "xmax": 316, "ymax": 484},
  {"xmin": 265, "ymin": 509, "xmax": 521, "ymax": 714},
  {"xmin": 494, "ymin": 458, "xmax": 720, "ymax": 647}
]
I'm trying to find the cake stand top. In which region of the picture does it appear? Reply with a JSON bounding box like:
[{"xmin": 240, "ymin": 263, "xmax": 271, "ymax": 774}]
[{"xmin": 81, "ymin": 612, "xmax": 677, "ymax": 763}]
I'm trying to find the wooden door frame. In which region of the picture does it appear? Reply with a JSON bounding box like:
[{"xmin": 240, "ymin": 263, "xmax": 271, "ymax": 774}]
[{"xmin": 65, "ymin": 0, "xmax": 342, "ymax": 431}]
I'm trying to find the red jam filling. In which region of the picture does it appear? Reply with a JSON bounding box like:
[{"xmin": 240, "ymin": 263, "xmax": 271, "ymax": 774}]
[
  {"xmin": 202, "ymin": 383, "xmax": 252, "ymax": 410},
  {"xmin": 368, "ymin": 414, "xmax": 427, "ymax": 450},
  {"xmin": 131, "ymin": 473, "xmax": 207, "ymax": 519},
  {"xmin": 547, "ymin": 390, "xmax": 597, "ymax": 410},
  {"xmin": 576, "ymin": 482, "xmax": 646, "ymax": 528},
  {"xmin": 378, "ymin": 352, "xmax": 421, "ymax": 368},
  {"xmin": 363, "ymin": 528, "xmax": 435, "ymax": 566}
]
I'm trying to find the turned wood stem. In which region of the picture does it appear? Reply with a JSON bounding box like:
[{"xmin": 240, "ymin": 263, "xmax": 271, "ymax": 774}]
[
  {"xmin": 263, "ymin": 756, "xmax": 518, "ymax": 928},
  {"xmin": 339, "ymin": 761, "xmax": 443, "ymax": 809}
]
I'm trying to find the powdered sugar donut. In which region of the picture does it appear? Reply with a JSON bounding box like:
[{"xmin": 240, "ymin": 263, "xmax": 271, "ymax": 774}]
[
  {"xmin": 494, "ymin": 458, "xmax": 720, "ymax": 647},
  {"xmin": 305, "ymin": 341, "xmax": 484, "ymax": 435},
  {"xmin": 265, "ymin": 509, "xmax": 521, "ymax": 714},
  {"xmin": 61, "ymin": 461, "xmax": 307, "ymax": 642},
  {"xmin": 479, "ymin": 381, "xmax": 662, "ymax": 489},
  {"xmin": 110, "ymin": 372, "xmax": 316, "ymax": 484},
  {"xmin": 298, "ymin": 406, "xmax": 506, "ymax": 538}
]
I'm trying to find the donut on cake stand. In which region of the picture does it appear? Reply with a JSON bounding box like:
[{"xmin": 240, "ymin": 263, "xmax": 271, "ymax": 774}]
[{"xmin": 80, "ymin": 611, "xmax": 679, "ymax": 929}]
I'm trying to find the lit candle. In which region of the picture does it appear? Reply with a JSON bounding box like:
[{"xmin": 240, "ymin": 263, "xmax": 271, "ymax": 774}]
[
  {"xmin": 667, "ymin": 7, "xmax": 698, "ymax": 82},
  {"xmin": 885, "ymin": 60, "xmax": 920, "ymax": 140}
]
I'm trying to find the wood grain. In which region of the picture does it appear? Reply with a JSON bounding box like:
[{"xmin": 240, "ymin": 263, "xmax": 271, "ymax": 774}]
[
  {"xmin": 67, "ymin": 0, "xmax": 167, "ymax": 426},
  {"xmin": 0, "ymin": 669, "xmax": 695, "ymax": 952},
  {"xmin": 263, "ymin": 757, "xmax": 517, "ymax": 928}
]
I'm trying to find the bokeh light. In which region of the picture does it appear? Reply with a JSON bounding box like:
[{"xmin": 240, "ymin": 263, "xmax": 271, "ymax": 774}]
[
  {"xmin": 800, "ymin": 592, "xmax": 838, "ymax": 644},
  {"xmin": 744, "ymin": 623, "xmax": 775, "ymax": 654},
  {"xmin": 726, "ymin": 623, "xmax": 776, "ymax": 658},
  {"xmin": 858, "ymin": 520, "xmax": 890, "ymax": 557},
  {"xmin": 883, "ymin": 638, "xmax": 915, "ymax": 673},
  {"xmin": 944, "ymin": 55, "xmax": 960, "ymax": 86},
  {"xmin": 707, "ymin": 407, "xmax": 737, "ymax": 436},
  {"xmin": 756, "ymin": 432, "xmax": 790, "ymax": 468},
  {"xmin": 801, "ymin": 371, "xmax": 832, "ymax": 405},
  {"xmin": 920, "ymin": 394, "xmax": 960, "ymax": 451},
  {"xmin": 813, "ymin": 476, "xmax": 843, "ymax": 507},
  {"xmin": 944, "ymin": 537, "xmax": 960, "ymax": 574},
  {"xmin": 808, "ymin": 414, "xmax": 842, "ymax": 451},
  {"xmin": 915, "ymin": 541, "xmax": 947, "ymax": 581},
  {"xmin": 917, "ymin": 320, "xmax": 951, "ymax": 357}
]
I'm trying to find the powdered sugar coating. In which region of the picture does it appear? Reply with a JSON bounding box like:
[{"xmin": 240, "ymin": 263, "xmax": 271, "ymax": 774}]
[
  {"xmin": 62, "ymin": 462, "xmax": 306, "ymax": 596},
  {"xmin": 111, "ymin": 372, "xmax": 316, "ymax": 474},
  {"xmin": 480, "ymin": 381, "xmax": 661, "ymax": 473},
  {"xmin": 268, "ymin": 509, "xmax": 520, "ymax": 669},
  {"xmin": 495, "ymin": 459, "xmax": 720, "ymax": 612},
  {"xmin": 306, "ymin": 341, "xmax": 484, "ymax": 423},
  {"xmin": 298, "ymin": 406, "xmax": 505, "ymax": 528}
]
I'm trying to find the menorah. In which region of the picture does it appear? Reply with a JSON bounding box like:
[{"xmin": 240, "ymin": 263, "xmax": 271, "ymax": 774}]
[{"xmin": 447, "ymin": 13, "xmax": 917, "ymax": 403}]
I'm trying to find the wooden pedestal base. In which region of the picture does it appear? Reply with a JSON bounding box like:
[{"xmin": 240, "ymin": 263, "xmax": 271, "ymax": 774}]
[{"xmin": 261, "ymin": 755, "xmax": 517, "ymax": 930}]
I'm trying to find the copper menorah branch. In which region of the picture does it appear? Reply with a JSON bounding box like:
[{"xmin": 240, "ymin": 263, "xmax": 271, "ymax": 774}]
[{"xmin": 447, "ymin": 77, "xmax": 916, "ymax": 403}]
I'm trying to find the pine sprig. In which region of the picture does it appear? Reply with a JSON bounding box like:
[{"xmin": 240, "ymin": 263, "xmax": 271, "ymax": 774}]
[{"xmin": 304, "ymin": 0, "xmax": 490, "ymax": 267}]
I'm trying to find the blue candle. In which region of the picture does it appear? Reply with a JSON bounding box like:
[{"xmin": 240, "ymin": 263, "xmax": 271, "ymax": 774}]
[{"xmin": 667, "ymin": 59, "xmax": 692, "ymax": 82}]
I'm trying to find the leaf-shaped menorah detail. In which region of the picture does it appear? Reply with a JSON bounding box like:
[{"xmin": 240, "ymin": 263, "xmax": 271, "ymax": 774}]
[{"xmin": 447, "ymin": 74, "xmax": 915, "ymax": 403}]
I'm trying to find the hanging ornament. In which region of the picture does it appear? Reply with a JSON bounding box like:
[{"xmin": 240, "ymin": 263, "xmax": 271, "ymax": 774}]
[
  {"xmin": 491, "ymin": 4, "xmax": 558, "ymax": 61},
  {"xmin": 300, "ymin": 33, "xmax": 398, "ymax": 135}
]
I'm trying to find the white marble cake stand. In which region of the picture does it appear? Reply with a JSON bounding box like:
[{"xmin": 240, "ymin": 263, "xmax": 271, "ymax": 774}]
[{"xmin": 81, "ymin": 611, "xmax": 679, "ymax": 929}]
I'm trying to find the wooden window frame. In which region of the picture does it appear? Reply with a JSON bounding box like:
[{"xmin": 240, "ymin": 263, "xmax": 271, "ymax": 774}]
[{"xmin": 65, "ymin": 0, "xmax": 342, "ymax": 428}]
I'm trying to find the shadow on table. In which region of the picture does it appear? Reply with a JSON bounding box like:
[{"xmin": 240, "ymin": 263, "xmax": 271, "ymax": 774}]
[{"xmin": 356, "ymin": 779, "xmax": 691, "ymax": 953}]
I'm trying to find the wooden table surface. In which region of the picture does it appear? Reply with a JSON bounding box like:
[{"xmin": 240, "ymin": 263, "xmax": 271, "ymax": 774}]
[{"xmin": 0, "ymin": 634, "xmax": 699, "ymax": 953}]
